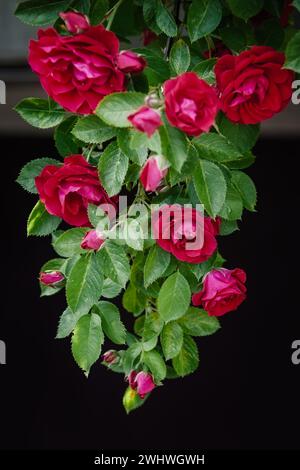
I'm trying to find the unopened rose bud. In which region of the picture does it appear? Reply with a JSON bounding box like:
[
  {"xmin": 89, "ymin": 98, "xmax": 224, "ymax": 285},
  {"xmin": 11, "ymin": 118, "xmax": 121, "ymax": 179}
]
[
  {"xmin": 128, "ymin": 106, "xmax": 162, "ymax": 137},
  {"xmin": 145, "ymin": 93, "xmax": 163, "ymax": 109},
  {"xmin": 59, "ymin": 11, "xmax": 90, "ymax": 34},
  {"xmin": 140, "ymin": 155, "xmax": 169, "ymax": 192},
  {"xmin": 127, "ymin": 370, "xmax": 156, "ymax": 399},
  {"xmin": 102, "ymin": 350, "xmax": 119, "ymax": 365},
  {"xmin": 39, "ymin": 271, "xmax": 64, "ymax": 286},
  {"xmin": 117, "ymin": 51, "xmax": 146, "ymax": 74},
  {"xmin": 142, "ymin": 29, "xmax": 158, "ymax": 46},
  {"xmin": 123, "ymin": 387, "xmax": 143, "ymax": 414},
  {"xmin": 81, "ymin": 229, "xmax": 105, "ymax": 251}
]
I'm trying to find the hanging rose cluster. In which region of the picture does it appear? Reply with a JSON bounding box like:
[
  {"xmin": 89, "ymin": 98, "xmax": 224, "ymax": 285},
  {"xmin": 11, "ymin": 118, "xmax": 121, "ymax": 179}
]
[{"xmin": 15, "ymin": 0, "xmax": 298, "ymax": 413}]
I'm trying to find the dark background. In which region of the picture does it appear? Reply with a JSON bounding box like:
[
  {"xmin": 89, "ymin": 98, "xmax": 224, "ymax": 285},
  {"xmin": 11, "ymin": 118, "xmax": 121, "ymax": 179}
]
[{"xmin": 0, "ymin": 136, "xmax": 299, "ymax": 450}]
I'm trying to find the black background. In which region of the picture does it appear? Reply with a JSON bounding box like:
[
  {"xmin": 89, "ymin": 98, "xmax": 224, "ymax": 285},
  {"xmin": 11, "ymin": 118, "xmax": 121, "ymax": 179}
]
[{"xmin": 0, "ymin": 137, "xmax": 299, "ymax": 450}]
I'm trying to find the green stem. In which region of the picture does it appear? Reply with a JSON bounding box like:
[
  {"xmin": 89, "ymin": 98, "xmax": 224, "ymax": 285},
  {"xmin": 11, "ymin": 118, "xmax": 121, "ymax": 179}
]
[{"xmin": 106, "ymin": 0, "xmax": 124, "ymax": 31}]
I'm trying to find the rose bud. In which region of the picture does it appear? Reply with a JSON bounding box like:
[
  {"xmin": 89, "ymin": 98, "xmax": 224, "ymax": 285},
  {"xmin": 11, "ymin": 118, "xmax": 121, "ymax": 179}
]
[
  {"xmin": 140, "ymin": 155, "xmax": 169, "ymax": 192},
  {"xmin": 211, "ymin": 216, "xmax": 222, "ymax": 236},
  {"xmin": 127, "ymin": 371, "xmax": 156, "ymax": 399},
  {"xmin": 143, "ymin": 29, "xmax": 158, "ymax": 46},
  {"xmin": 102, "ymin": 350, "xmax": 119, "ymax": 365},
  {"xmin": 117, "ymin": 50, "xmax": 146, "ymax": 74},
  {"xmin": 39, "ymin": 271, "xmax": 64, "ymax": 286},
  {"xmin": 128, "ymin": 106, "xmax": 162, "ymax": 137},
  {"xmin": 59, "ymin": 11, "xmax": 90, "ymax": 34},
  {"xmin": 81, "ymin": 229, "xmax": 105, "ymax": 251},
  {"xmin": 192, "ymin": 268, "xmax": 247, "ymax": 317},
  {"xmin": 145, "ymin": 92, "xmax": 163, "ymax": 109}
]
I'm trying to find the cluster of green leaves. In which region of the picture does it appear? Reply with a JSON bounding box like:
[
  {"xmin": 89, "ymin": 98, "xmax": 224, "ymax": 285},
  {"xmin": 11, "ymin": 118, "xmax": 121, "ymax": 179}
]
[{"xmin": 15, "ymin": 0, "xmax": 299, "ymax": 412}]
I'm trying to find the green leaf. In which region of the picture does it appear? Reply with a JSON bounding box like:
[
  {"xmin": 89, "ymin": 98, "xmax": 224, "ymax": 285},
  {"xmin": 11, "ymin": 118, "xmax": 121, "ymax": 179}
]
[
  {"xmin": 193, "ymin": 58, "xmax": 217, "ymax": 85},
  {"xmin": 96, "ymin": 92, "xmax": 146, "ymax": 128},
  {"xmin": 159, "ymin": 121, "xmax": 189, "ymax": 172},
  {"xmin": 101, "ymin": 278, "xmax": 122, "ymax": 299},
  {"xmin": 123, "ymin": 342, "xmax": 142, "ymax": 375},
  {"xmin": 217, "ymin": 115, "xmax": 259, "ymax": 152},
  {"xmin": 144, "ymin": 245, "xmax": 170, "ymax": 288},
  {"xmin": 193, "ymin": 159, "xmax": 227, "ymax": 218},
  {"xmin": 143, "ymin": 0, "xmax": 161, "ymax": 34},
  {"xmin": 219, "ymin": 26, "xmax": 247, "ymax": 52},
  {"xmin": 15, "ymin": 0, "xmax": 72, "ymax": 26},
  {"xmin": 117, "ymin": 129, "xmax": 148, "ymax": 166},
  {"xmin": 123, "ymin": 387, "xmax": 148, "ymax": 414},
  {"xmin": 158, "ymin": 272, "xmax": 191, "ymax": 323},
  {"xmin": 89, "ymin": 0, "xmax": 109, "ymax": 24},
  {"xmin": 56, "ymin": 307, "xmax": 85, "ymax": 339},
  {"xmin": 53, "ymin": 228, "xmax": 88, "ymax": 257},
  {"xmin": 294, "ymin": 0, "xmax": 300, "ymax": 12},
  {"xmin": 161, "ymin": 322, "xmax": 184, "ymax": 361},
  {"xmin": 123, "ymin": 283, "xmax": 147, "ymax": 315},
  {"xmin": 71, "ymin": 312, "xmax": 104, "ymax": 375},
  {"xmin": 143, "ymin": 350, "xmax": 166, "ymax": 382},
  {"xmin": 172, "ymin": 335, "xmax": 199, "ymax": 377},
  {"xmin": 187, "ymin": 0, "xmax": 222, "ymax": 42},
  {"xmin": 133, "ymin": 49, "xmax": 170, "ymax": 86},
  {"xmin": 72, "ymin": 115, "xmax": 116, "ymax": 144},
  {"xmin": 71, "ymin": 0, "xmax": 90, "ymax": 14},
  {"xmin": 231, "ymin": 171, "xmax": 257, "ymax": 211},
  {"xmin": 97, "ymin": 301, "xmax": 126, "ymax": 345},
  {"xmin": 219, "ymin": 183, "xmax": 243, "ymax": 220},
  {"xmin": 170, "ymin": 40, "xmax": 191, "ymax": 75},
  {"xmin": 98, "ymin": 142, "xmax": 129, "ymax": 197},
  {"xmin": 66, "ymin": 253, "xmax": 103, "ymax": 315},
  {"xmin": 96, "ymin": 240, "xmax": 130, "ymax": 288},
  {"xmin": 88, "ymin": 204, "xmax": 110, "ymax": 231},
  {"xmin": 193, "ymin": 133, "xmax": 243, "ymax": 163},
  {"xmin": 285, "ymin": 31, "xmax": 300, "ymax": 73},
  {"xmin": 178, "ymin": 307, "xmax": 220, "ymax": 336},
  {"xmin": 143, "ymin": 311, "xmax": 164, "ymax": 342},
  {"xmin": 15, "ymin": 98, "xmax": 66, "ymax": 129},
  {"xmin": 27, "ymin": 201, "xmax": 61, "ymax": 236},
  {"xmin": 156, "ymin": 0, "xmax": 177, "ymax": 37},
  {"xmin": 256, "ymin": 18, "xmax": 284, "ymax": 49},
  {"xmin": 220, "ymin": 219, "xmax": 239, "ymax": 235},
  {"xmin": 227, "ymin": 0, "xmax": 264, "ymax": 20},
  {"xmin": 17, "ymin": 158, "xmax": 60, "ymax": 194},
  {"xmin": 54, "ymin": 117, "xmax": 80, "ymax": 158}
]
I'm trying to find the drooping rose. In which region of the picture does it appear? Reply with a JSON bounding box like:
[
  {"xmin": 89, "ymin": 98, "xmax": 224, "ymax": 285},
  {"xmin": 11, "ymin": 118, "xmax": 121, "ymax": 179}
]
[
  {"xmin": 59, "ymin": 11, "xmax": 90, "ymax": 34},
  {"xmin": 140, "ymin": 155, "xmax": 168, "ymax": 192},
  {"xmin": 128, "ymin": 106, "xmax": 162, "ymax": 137},
  {"xmin": 81, "ymin": 229, "xmax": 105, "ymax": 250},
  {"xmin": 35, "ymin": 155, "xmax": 117, "ymax": 227},
  {"xmin": 192, "ymin": 268, "xmax": 247, "ymax": 316},
  {"xmin": 39, "ymin": 271, "xmax": 64, "ymax": 286},
  {"xmin": 163, "ymin": 72, "xmax": 219, "ymax": 136},
  {"xmin": 152, "ymin": 205, "xmax": 218, "ymax": 264},
  {"xmin": 215, "ymin": 46, "xmax": 294, "ymax": 125},
  {"xmin": 29, "ymin": 25, "xmax": 125, "ymax": 114},
  {"xmin": 117, "ymin": 50, "xmax": 146, "ymax": 74},
  {"xmin": 128, "ymin": 371, "xmax": 156, "ymax": 398}
]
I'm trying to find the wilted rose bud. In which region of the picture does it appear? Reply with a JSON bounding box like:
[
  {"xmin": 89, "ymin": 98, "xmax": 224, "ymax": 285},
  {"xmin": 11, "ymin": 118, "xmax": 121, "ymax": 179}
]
[
  {"xmin": 102, "ymin": 350, "xmax": 119, "ymax": 365},
  {"xmin": 39, "ymin": 271, "xmax": 64, "ymax": 286},
  {"xmin": 140, "ymin": 155, "xmax": 169, "ymax": 192},
  {"xmin": 81, "ymin": 229, "xmax": 105, "ymax": 251},
  {"xmin": 127, "ymin": 370, "xmax": 156, "ymax": 399},
  {"xmin": 128, "ymin": 106, "xmax": 162, "ymax": 137},
  {"xmin": 59, "ymin": 11, "xmax": 90, "ymax": 34},
  {"xmin": 117, "ymin": 51, "xmax": 146, "ymax": 74}
]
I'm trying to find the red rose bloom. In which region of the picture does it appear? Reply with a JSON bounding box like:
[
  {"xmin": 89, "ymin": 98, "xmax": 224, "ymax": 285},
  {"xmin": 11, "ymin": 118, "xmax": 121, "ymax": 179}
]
[
  {"xmin": 164, "ymin": 72, "xmax": 219, "ymax": 136},
  {"xmin": 29, "ymin": 25, "xmax": 125, "ymax": 114},
  {"xmin": 215, "ymin": 45, "xmax": 294, "ymax": 125},
  {"xmin": 192, "ymin": 268, "xmax": 247, "ymax": 316},
  {"xmin": 128, "ymin": 106, "xmax": 162, "ymax": 137},
  {"xmin": 152, "ymin": 205, "xmax": 218, "ymax": 264},
  {"xmin": 35, "ymin": 155, "xmax": 117, "ymax": 227}
]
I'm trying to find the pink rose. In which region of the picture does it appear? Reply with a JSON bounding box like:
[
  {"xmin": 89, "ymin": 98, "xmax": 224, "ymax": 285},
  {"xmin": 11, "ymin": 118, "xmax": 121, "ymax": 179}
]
[
  {"xmin": 192, "ymin": 268, "xmax": 247, "ymax": 316},
  {"xmin": 39, "ymin": 271, "xmax": 64, "ymax": 286},
  {"xmin": 152, "ymin": 205, "xmax": 218, "ymax": 264},
  {"xmin": 102, "ymin": 350, "xmax": 119, "ymax": 365},
  {"xmin": 29, "ymin": 25, "xmax": 125, "ymax": 114},
  {"xmin": 140, "ymin": 155, "xmax": 168, "ymax": 192},
  {"xmin": 117, "ymin": 50, "xmax": 146, "ymax": 74},
  {"xmin": 128, "ymin": 106, "xmax": 162, "ymax": 137},
  {"xmin": 59, "ymin": 11, "xmax": 90, "ymax": 34},
  {"xmin": 128, "ymin": 371, "xmax": 156, "ymax": 399},
  {"xmin": 35, "ymin": 155, "xmax": 117, "ymax": 227},
  {"xmin": 81, "ymin": 229, "xmax": 105, "ymax": 250},
  {"xmin": 215, "ymin": 46, "xmax": 294, "ymax": 125},
  {"xmin": 163, "ymin": 72, "xmax": 219, "ymax": 136}
]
